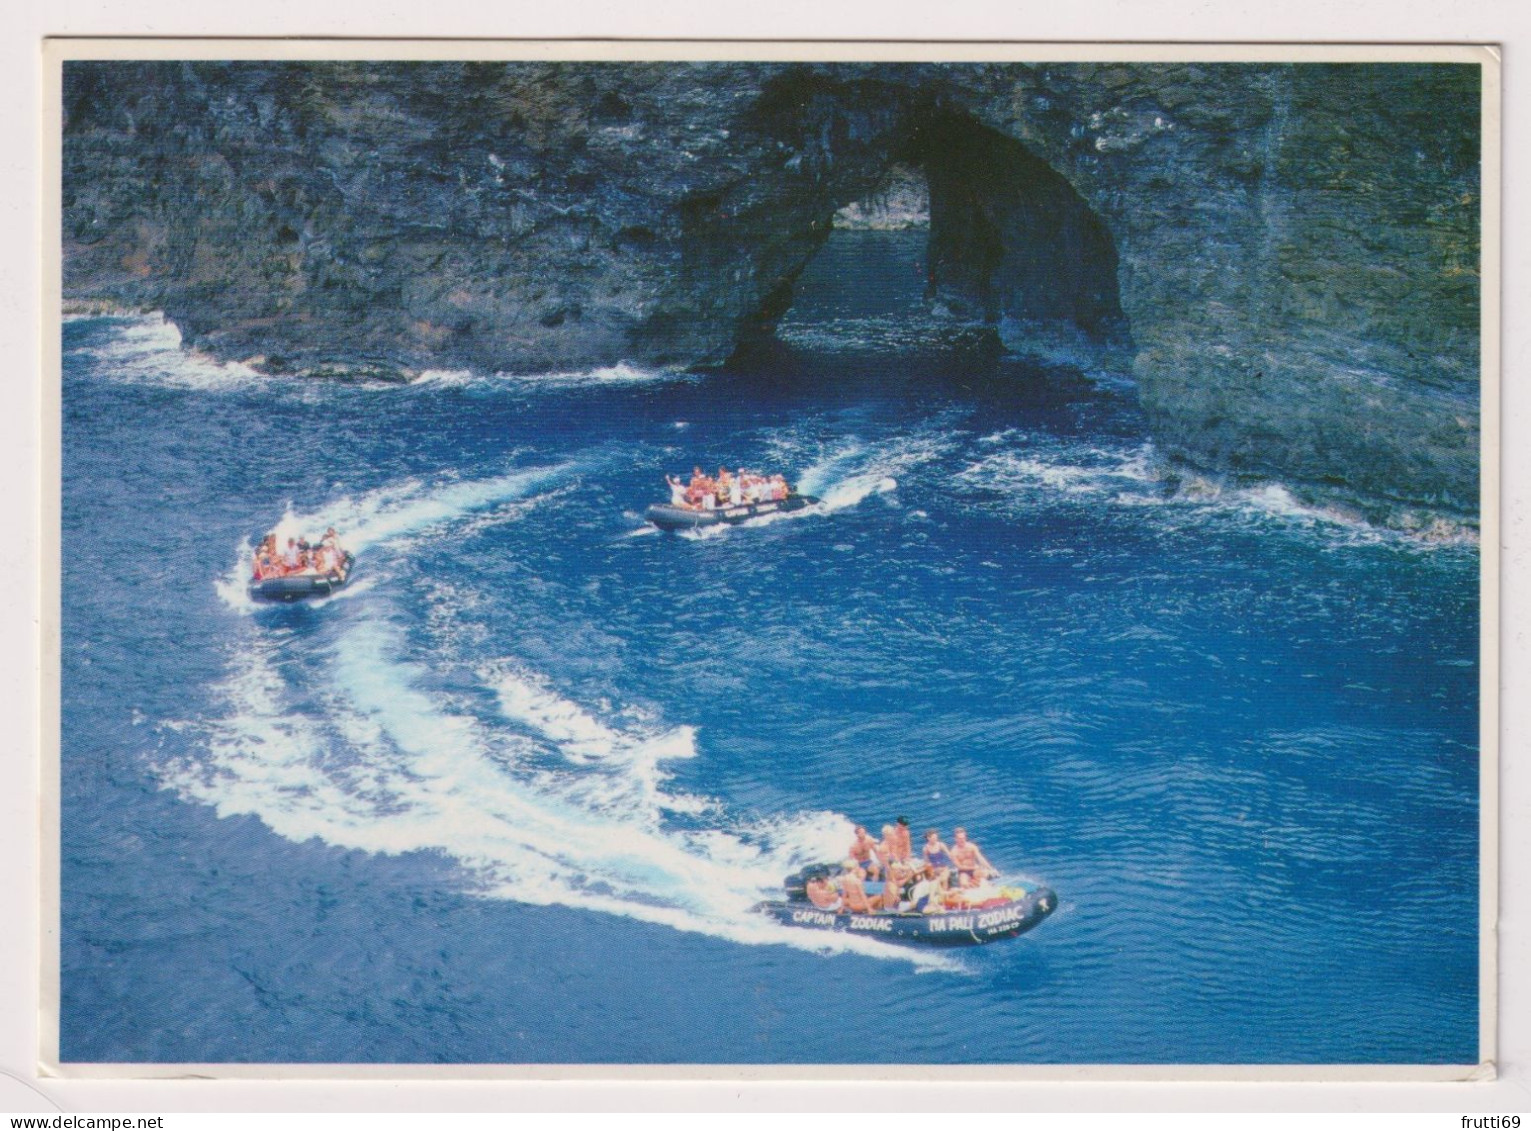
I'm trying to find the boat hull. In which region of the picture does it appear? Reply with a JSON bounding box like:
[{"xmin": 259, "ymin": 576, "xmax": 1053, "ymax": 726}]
[
  {"xmin": 753, "ymin": 884, "xmax": 1056, "ymax": 947},
  {"xmin": 247, "ymin": 554, "xmax": 354, "ymax": 602},
  {"xmin": 645, "ymin": 495, "xmax": 819, "ymax": 531}
]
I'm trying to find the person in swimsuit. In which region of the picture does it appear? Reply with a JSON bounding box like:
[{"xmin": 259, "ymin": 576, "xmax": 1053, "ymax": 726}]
[
  {"xmin": 877, "ymin": 824, "xmax": 902, "ymax": 873},
  {"xmin": 805, "ymin": 873, "xmax": 841, "ymax": 911},
  {"xmin": 892, "ymin": 816, "xmax": 913, "ymax": 863},
  {"xmin": 922, "ymin": 828, "xmax": 955, "ymax": 871},
  {"xmin": 837, "ymin": 859, "xmax": 876, "ymax": 914},
  {"xmin": 950, "ymin": 827, "xmax": 998, "ymax": 888},
  {"xmin": 849, "ymin": 825, "xmax": 882, "ymax": 880}
]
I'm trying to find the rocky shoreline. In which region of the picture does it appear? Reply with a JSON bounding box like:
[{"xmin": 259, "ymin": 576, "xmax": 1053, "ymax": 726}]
[{"xmin": 62, "ymin": 60, "xmax": 1482, "ymax": 526}]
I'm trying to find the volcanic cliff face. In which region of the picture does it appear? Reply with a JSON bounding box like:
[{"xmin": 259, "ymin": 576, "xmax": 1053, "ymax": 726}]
[{"xmin": 61, "ymin": 60, "xmax": 1481, "ymax": 523}]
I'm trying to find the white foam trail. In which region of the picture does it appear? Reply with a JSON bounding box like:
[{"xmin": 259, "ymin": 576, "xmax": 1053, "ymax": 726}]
[
  {"xmin": 415, "ymin": 362, "xmax": 693, "ymax": 391},
  {"xmin": 817, "ymin": 473, "xmax": 899, "ymax": 513},
  {"xmin": 670, "ymin": 430, "xmax": 932, "ymax": 537},
  {"xmin": 213, "ymin": 547, "xmax": 260, "ymax": 614},
  {"xmin": 676, "ymin": 522, "xmax": 736, "ymax": 541},
  {"xmin": 168, "ymin": 621, "xmax": 956, "ymax": 968},
  {"xmin": 302, "ymin": 464, "xmax": 576, "ymax": 553},
  {"xmin": 964, "ymin": 431, "xmax": 1475, "ymax": 548},
  {"xmin": 776, "ymin": 426, "xmax": 960, "ymax": 520},
  {"xmin": 487, "ymin": 662, "xmax": 696, "ymax": 769},
  {"xmin": 218, "ymin": 463, "xmax": 579, "ymax": 612},
  {"xmin": 793, "ymin": 423, "xmax": 958, "ymax": 495}
]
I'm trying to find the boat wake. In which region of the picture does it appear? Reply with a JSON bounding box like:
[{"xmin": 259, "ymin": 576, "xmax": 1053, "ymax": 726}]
[
  {"xmin": 162, "ymin": 617, "xmax": 959, "ymax": 969},
  {"xmin": 193, "ymin": 452, "xmax": 963, "ymax": 966},
  {"xmin": 665, "ymin": 424, "xmax": 954, "ymax": 540}
]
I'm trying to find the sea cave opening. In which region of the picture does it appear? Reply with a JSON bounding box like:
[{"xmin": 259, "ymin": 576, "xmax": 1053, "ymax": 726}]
[{"xmin": 756, "ymin": 106, "xmax": 1132, "ymax": 371}]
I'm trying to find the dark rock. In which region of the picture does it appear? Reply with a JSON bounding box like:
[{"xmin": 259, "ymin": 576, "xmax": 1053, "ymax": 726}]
[{"xmin": 61, "ymin": 59, "xmax": 1481, "ymax": 523}]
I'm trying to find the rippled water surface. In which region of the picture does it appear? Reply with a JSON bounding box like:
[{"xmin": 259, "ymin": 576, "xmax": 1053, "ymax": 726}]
[{"xmin": 61, "ymin": 238, "xmax": 1479, "ymax": 1064}]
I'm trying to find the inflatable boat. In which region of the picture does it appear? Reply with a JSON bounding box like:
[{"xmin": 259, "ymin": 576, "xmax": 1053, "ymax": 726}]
[
  {"xmin": 247, "ymin": 552, "xmax": 354, "ymax": 602},
  {"xmin": 753, "ymin": 865, "xmax": 1057, "ymax": 946},
  {"xmin": 645, "ymin": 493, "xmax": 820, "ymax": 531}
]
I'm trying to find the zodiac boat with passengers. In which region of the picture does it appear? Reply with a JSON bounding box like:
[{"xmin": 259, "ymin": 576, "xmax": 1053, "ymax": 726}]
[
  {"xmin": 645, "ymin": 466, "xmax": 820, "ymax": 532},
  {"xmin": 247, "ymin": 527, "xmax": 354, "ymax": 602},
  {"xmin": 753, "ymin": 863, "xmax": 1057, "ymax": 947}
]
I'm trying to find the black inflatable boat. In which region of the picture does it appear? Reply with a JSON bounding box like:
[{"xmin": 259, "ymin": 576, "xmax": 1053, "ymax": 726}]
[
  {"xmin": 645, "ymin": 493, "xmax": 820, "ymax": 531},
  {"xmin": 753, "ymin": 865, "xmax": 1057, "ymax": 947},
  {"xmin": 247, "ymin": 552, "xmax": 354, "ymax": 602}
]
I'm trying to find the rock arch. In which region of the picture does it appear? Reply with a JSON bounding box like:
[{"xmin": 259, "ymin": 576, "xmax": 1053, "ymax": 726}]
[
  {"xmin": 62, "ymin": 60, "xmax": 1482, "ymax": 521},
  {"xmin": 656, "ymin": 76, "xmax": 1129, "ymax": 361}
]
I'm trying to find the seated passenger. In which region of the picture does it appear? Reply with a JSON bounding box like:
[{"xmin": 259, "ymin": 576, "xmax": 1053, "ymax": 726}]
[
  {"xmin": 282, "ymin": 537, "xmax": 301, "ymax": 571},
  {"xmin": 837, "ymin": 859, "xmax": 877, "ymax": 914},
  {"xmin": 805, "ymin": 873, "xmax": 841, "ymax": 911},
  {"xmin": 666, "ymin": 474, "xmax": 689, "ymax": 507},
  {"xmin": 950, "ymin": 826, "xmax": 998, "ymax": 888},
  {"xmin": 882, "ymin": 858, "xmax": 915, "ymax": 910},
  {"xmin": 909, "ymin": 862, "xmax": 949, "ymax": 914},
  {"xmin": 849, "ymin": 825, "xmax": 882, "ymax": 880},
  {"xmin": 922, "ymin": 828, "xmax": 955, "ymax": 871}
]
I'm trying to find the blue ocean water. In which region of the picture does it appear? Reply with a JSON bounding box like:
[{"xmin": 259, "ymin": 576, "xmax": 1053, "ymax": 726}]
[{"xmin": 59, "ymin": 233, "xmax": 1479, "ymax": 1065}]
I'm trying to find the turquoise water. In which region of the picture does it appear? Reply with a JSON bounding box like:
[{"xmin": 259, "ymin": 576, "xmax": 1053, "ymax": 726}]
[{"xmin": 60, "ymin": 237, "xmax": 1478, "ymax": 1064}]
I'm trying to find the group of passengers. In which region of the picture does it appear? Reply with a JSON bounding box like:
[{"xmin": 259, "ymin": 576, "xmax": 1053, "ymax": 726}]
[
  {"xmin": 251, "ymin": 527, "xmax": 349, "ymax": 582},
  {"xmin": 805, "ymin": 818, "xmax": 1002, "ymax": 915},
  {"xmin": 666, "ymin": 466, "xmax": 791, "ymax": 511}
]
